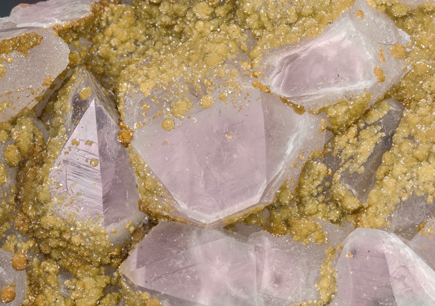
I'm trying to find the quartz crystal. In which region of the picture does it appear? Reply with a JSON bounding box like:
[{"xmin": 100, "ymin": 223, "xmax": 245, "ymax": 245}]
[
  {"xmin": 8, "ymin": 0, "xmax": 97, "ymax": 28},
  {"xmin": 259, "ymin": 0, "xmax": 410, "ymax": 111},
  {"xmin": 0, "ymin": 28, "xmax": 69, "ymax": 122},
  {"xmin": 0, "ymin": 249, "xmax": 26, "ymax": 306},
  {"xmin": 121, "ymin": 222, "xmax": 257, "ymax": 306},
  {"xmin": 339, "ymin": 98, "xmax": 404, "ymax": 202},
  {"xmin": 334, "ymin": 228, "xmax": 435, "ymax": 306},
  {"xmin": 125, "ymin": 73, "xmax": 328, "ymax": 225},
  {"xmin": 49, "ymin": 68, "xmax": 146, "ymax": 245},
  {"xmin": 248, "ymin": 222, "xmax": 351, "ymax": 306},
  {"xmin": 412, "ymin": 219, "xmax": 435, "ymax": 270},
  {"xmin": 389, "ymin": 195, "xmax": 435, "ymax": 240}
]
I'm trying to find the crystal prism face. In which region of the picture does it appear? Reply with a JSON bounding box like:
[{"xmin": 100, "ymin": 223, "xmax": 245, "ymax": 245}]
[
  {"xmin": 0, "ymin": 249, "xmax": 26, "ymax": 306},
  {"xmin": 260, "ymin": 0, "xmax": 410, "ymax": 111},
  {"xmin": 335, "ymin": 228, "xmax": 435, "ymax": 306},
  {"xmin": 340, "ymin": 98, "xmax": 404, "ymax": 202},
  {"xmin": 8, "ymin": 0, "xmax": 97, "ymax": 28},
  {"xmin": 0, "ymin": 28, "xmax": 69, "ymax": 122},
  {"xmin": 126, "ymin": 77, "xmax": 328, "ymax": 225},
  {"xmin": 49, "ymin": 68, "xmax": 146, "ymax": 245},
  {"xmin": 121, "ymin": 222, "xmax": 257, "ymax": 306},
  {"xmin": 412, "ymin": 219, "xmax": 435, "ymax": 270}
]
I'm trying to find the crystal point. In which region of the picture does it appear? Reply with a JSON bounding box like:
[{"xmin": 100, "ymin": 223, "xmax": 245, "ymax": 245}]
[{"xmin": 49, "ymin": 68, "xmax": 146, "ymax": 245}]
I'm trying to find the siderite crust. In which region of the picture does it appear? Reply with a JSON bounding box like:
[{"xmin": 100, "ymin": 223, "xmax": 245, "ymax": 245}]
[{"xmin": 0, "ymin": 0, "xmax": 435, "ymax": 305}]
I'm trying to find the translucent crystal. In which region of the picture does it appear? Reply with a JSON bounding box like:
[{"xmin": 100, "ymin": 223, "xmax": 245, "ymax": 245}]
[
  {"xmin": 8, "ymin": 0, "xmax": 97, "ymax": 28},
  {"xmin": 0, "ymin": 249, "xmax": 26, "ymax": 306},
  {"xmin": 260, "ymin": 0, "xmax": 409, "ymax": 111},
  {"xmin": 121, "ymin": 222, "xmax": 257, "ymax": 306},
  {"xmin": 334, "ymin": 228, "xmax": 435, "ymax": 306},
  {"xmin": 125, "ymin": 73, "xmax": 328, "ymax": 225},
  {"xmin": 388, "ymin": 195, "xmax": 435, "ymax": 240},
  {"xmin": 412, "ymin": 219, "xmax": 435, "ymax": 270},
  {"xmin": 49, "ymin": 68, "xmax": 146, "ymax": 245},
  {"xmin": 340, "ymin": 98, "xmax": 404, "ymax": 202},
  {"xmin": 0, "ymin": 28, "xmax": 69, "ymax": 122}
]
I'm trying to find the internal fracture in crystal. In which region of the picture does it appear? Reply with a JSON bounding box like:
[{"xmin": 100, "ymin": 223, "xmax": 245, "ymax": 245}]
[{"xmin": 49, "ymin": 68, "xmax": 146, "ymax": 245}]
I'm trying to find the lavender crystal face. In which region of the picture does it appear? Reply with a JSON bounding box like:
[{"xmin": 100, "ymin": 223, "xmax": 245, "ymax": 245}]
[
  {"xmin": 0, "ymin": 250, "xmax": 26, "ymax": 306},
  {"xmin": 121, "ymin": 222, "xmax": 257, "ymax": 306},
  {"xmin": 49, "ymin": 68, "xmax": 146, "ymax": 245},
  {"xmin": 260, "ymin": 0, "xmax": 409, "ymax": 111},
  {"xmin": 340, "ymin": 98, "xmax": 404, "ymax": 202},
  {"xmin": 125, "ymin": 73, "xmax": 328, "ymax": 225},
  {"xmin": 334, "ymin": 228, "xmax": 435, "ymax": 306},
  {"xmin": 0, "ymin": 28, "xmax": 69, "ymax": 122},
  {"xmin": 8, "ymin": 0, "xmax": 97, "ymax": 28}
]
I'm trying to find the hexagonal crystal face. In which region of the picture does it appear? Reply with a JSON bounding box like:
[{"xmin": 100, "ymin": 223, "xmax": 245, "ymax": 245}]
[
  {"xmin": 49, "ymin": 68, "xmax": 146, "ymax": 245},
  {"xmin": 259, "ymin": 0, "xmax": 410, "ymax": 111},
  {"xmin": 125, "ymin": 74, "xmax": 328, "ymax": 225}
]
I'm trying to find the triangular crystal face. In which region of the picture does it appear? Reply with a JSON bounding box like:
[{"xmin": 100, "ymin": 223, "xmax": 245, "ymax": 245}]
[{"xmin": 49, "ymin": 68, "xmax": 146, "ymax": 245}]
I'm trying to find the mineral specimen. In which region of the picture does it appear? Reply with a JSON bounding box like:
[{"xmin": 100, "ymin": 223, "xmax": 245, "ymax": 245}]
[
  {"xmin": 339, "ymin": 98, "xmax": 404, "ymax": 202},
  {"xmin": 0, "ymin": 249, "xmax": 26, "ymax": 306},
  {"xmin": 121, "ymin": 222, "xmax": 257, "ymax": 306},
  {"xmin": 125, "ymin": 72, "xmax": 328, "ymax": 225},
  {"xmin": 334, "ymin": 228, "xmax": 435, "ymax": 306},
  {"xmin": 49, "ymin": 68, "xmax": 146, "ymax": 245},
  {"xmin": 0, "ymin": 27, "xmax": 69, "ymax": 122},
  {"xmin": 259, "ymin": 0, "xmax": 409, "ymax": 111},
  {"xmin": 7, "ymin": 0, "xmax": 98, "ymax": 28}
]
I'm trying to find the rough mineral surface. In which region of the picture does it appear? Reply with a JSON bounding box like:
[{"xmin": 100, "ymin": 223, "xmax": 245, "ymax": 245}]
[
  {"xmin": 259, "ymin": 0, "xmax": 409, "ymax": 111},
  {"xmin": 121, "ymin": 222, "xmax": 257, "ymax": 306},
  {"xmin": 0, "ymin": 28, "xmax": 69, "ymax": 122},
  {"xmin": 0, "ymin": 249, "xmax": 26, "ymax": 306},
  {"xmin": 340, "ymin": 98, "xmax": 404, "ymax": 202},
  {"xmin": 49, "ymin": 68, "xmax": 146, "ymax": 245},
  {"xmin": 334, "ymin": 228, "xmax": 435, "ymax": 306},
  {"xmin": 125, "ymin": 72, "xmax": 328, "ymax": 225},
  {"xmin": 8, "ymin": 0, "xmax": 97, "ymax": 28}
]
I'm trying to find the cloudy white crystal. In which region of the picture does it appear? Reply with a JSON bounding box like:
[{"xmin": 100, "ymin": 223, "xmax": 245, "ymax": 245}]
[
  {"xmin": 8, "ymin": 0, "xmax": 97, "ymax": 28},
  {"xmin": 0, "ymin": 28, "xmax": 69, "ymax": 122},
  {"xmin": 260, "ymin": 0, "xmax": 410, "ymax": 111},
  {"xmin": 49, "ymin": 68, "xmax": 146, "ymax": 245}
]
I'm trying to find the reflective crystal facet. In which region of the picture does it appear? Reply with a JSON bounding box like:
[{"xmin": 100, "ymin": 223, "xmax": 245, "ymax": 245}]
[
  {"xmin": 412, "ymin": 219, "xmax": 435, "ymax": 270},
  {"xmin": 340, "ymin": 98, "xmax": 404, "ymax": 202},
  {"xmin": 125, "ymin": 74, "xmax": 328, "ymax": 225},
  {"xmin": 121, "ymin": 222, "xmax": 257, "ymax": 306},
  {"xmin": 334, "ymin": 228, "xmax": 435, "ymax": 306},
  {"xmin": 0, "ymin": 249, "xmax": 26, "ymax": 306},
  {"xmin": 0, "ymin": 28, "xmax": 69, "ymax": 122},
  {"xmin": 49, "ymin": 68, "xmax": 146, "ymax": 245},
  {"xmin": 8, "ymin": 0, "xmax": 97, "ymax": 28},
  {"xmin": 260, "ymin": 0, "xmax": 410, "ymax": 111}
]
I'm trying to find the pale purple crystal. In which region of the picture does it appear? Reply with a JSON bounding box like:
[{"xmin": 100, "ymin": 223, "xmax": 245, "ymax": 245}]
[
  {"xmin": 260, "ymin": 0, "xmax": 409, "ymax": 111},
  {"xmin": 121, "ymin": 222, "xmax": 257, "ymax": 306},
  {"xmin": 334, "ymin": 228, "xmax": 435, "ymax": 306},
  {"xmin": 49, "ymin": 68, "xmax": 146, "ymax": 245},
  {"xmin": 125, "ymin": 72, "xmax": 328, "ymax": 225}
]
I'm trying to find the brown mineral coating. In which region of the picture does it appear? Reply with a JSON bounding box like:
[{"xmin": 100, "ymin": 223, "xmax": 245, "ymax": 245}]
[
  {"xmin": 11, "ymin": 252, "xmax": 29, "ymax": 271},
  {"xmin": 2, "ymin": 0, "xmax": 435, "ymax": 305},
  {"xmin": 0, "ymin": 284, "xmax": 16, "ymax": 303}
]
